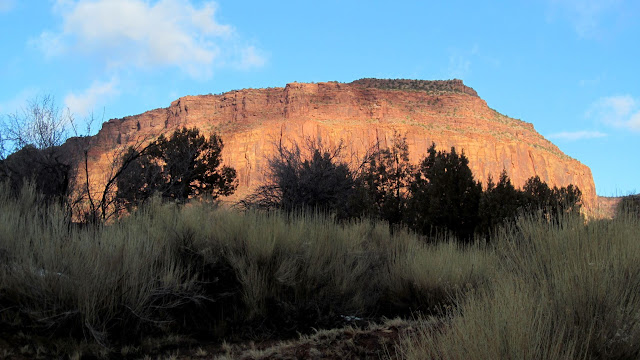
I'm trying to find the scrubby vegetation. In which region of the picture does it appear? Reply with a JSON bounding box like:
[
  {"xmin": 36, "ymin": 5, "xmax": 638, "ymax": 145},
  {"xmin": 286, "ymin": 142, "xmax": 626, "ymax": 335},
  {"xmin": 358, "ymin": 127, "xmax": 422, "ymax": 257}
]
[
  {"xmin": 243, "ymin": 134, "xmax": 582, "ymax": 243},
  {"xmin": 350, "ymin": 78, "xmax": 479, "ymax": 97},
  {"xmin": 616, "ymin": 194, "xmax": 640, "ymax": 219}
]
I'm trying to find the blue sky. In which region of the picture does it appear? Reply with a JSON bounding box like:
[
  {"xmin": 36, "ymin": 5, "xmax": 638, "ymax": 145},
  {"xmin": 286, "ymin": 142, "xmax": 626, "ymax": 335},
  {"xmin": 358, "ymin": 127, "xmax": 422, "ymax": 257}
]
[{"xmin": 0, "ymin": 0, "xmax": 638, "ymax": 196}]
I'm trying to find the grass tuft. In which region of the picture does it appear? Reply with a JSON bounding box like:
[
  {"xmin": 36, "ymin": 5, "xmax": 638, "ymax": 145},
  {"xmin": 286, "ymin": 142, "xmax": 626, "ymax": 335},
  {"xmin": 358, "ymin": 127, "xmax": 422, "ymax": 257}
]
[{"xmin": 398, "ymin": 211, "xmax": 640, "ymax": 360}]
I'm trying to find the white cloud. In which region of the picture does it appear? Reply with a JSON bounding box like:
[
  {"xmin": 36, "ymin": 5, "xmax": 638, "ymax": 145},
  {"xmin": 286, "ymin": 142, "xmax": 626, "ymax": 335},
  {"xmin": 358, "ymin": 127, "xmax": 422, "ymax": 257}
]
[
  {"xmin": 64, "ymin": 79, "xmax": 119, "ymax": 117},
  {"xmin": 236, "ymin": 46, "xmax": 267, "ymax": 70},
  {"xmin": 0, "ymin": 0, "xmax": 15, "ymax": 13},
  {"xmin": 600, "ymin": 95, "xmax": 635, "ymax": 116},
  {"xmin": 629, "ymin": 112, "xmax": 640, "ymax": 131},
  {"xmin": 587, "ymin": 95, "xmax": 640, "ymax": 131},
  {"xmin": 35, "ymin": 0, "xmax": 264, "ymax": 77},
  {"xmin": 547, "ymin": 130, "xmax": 608, "ymax": 141},
  {"xmin": 549, "ymin": 0, "xmax": 623, "ymax": 38}
]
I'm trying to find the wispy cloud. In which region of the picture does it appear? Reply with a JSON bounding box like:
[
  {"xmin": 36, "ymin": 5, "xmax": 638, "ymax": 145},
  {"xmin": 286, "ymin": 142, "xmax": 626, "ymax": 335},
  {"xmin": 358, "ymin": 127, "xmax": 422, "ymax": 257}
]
[
  {"xmin": 548, "ymin": 0, "xmax": 624, "ymax": 38},
  {"xmin": 34, "ymin": 0, "xmax": 266, "ymax": 78},
  {"xmin": 447, "ymin": 55, "xmax": 471, "ymax": 79},
  {"xmin": 547, "ymin": 130, "xmax": 608, "ymax": 141},
  {"xmin": 236, "ymin": 46, "xmax": 268, "ymax": 70},
  {"xmin": 578, "ymin": 74, "xmax": 604, "ymax": 87},
  {"xmin": 0, "ymin": 0, "xmax": 15, "ymax": 13},
  {"xmin": 64, "ymin": 79, "xmax": 119, "ymax": 117},
  {"xmin": 587, "ymin": 95, "xmax": 640, "ymax": 131},
  {"xmin": 445, "ymin": 44, "xmax": 500, "ymax": 80},
  {"xmin": 31, "ymin": 31, "xmax": 66, "ymax": 58},
  {"xmin": 628, "ymin": 110, "xmax": 640, "ymax": 130}
]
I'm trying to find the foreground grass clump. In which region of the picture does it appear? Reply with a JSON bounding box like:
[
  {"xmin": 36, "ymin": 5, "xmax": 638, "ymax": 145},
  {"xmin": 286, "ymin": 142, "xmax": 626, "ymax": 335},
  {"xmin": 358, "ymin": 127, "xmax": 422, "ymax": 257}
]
[
  {"xmin": 398, "ymin": 211, "xmax": 640, "ymax": 360},
  {"xmin": 0, "ymin": 183, "xmax": 493, "ymax": 355},
  {"xmin": 0, "ymin": 185, "xmax": 210, "ymax": 347}
]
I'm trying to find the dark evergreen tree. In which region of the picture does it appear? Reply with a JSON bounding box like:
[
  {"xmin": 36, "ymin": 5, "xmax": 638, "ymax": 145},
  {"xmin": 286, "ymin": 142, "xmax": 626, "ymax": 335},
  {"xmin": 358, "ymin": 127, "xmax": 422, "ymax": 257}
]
[
  {"xmin": 476, "ymin": 172, "xmax": 582, "ymax": 236},
  {"xmin": 354, "ymin": 134, "xmax": 413, "ymax": 226},
  {"xmin": 116, "ymin": 127, "xmax": 237, "ymax": 208},
  {"xmin": 551, "ymin": 184, "xmax": 582, "ymax": 216},
  {"xmin": 477, "ymin": 170, "xmax": 524, "ymax": 236},
  {"xmin": 521, "ymin": 176, "xmax": 582, "ymax": 219},
  {"xmin": 522, "ymin": 175, "xmax": 553, "ymax": 213},
  {"xmin": 406, "ymin": 144, "xmax": 482, "ymax": 242},
  {"xmin": 149, "ymin": 127, "xmax": 236, "ymax": 202},
  {"xmin": 287, "ymin": 149, "xmax": 354, "ymax": 215},
  {"xmin": 0, "ymin": 145, "xmax": 70, "ymax": 205},
  {"xmin": 115, "ymin": 147, "xmax": 162, "ymax": 211}
]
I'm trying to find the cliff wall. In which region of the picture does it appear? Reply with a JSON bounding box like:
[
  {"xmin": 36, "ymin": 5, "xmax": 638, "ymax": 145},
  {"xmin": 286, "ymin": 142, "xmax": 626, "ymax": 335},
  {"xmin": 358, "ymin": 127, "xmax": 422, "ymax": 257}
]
[{"xmin": 79, "ymin": 79, "xmax": 597, "ymax": 210}]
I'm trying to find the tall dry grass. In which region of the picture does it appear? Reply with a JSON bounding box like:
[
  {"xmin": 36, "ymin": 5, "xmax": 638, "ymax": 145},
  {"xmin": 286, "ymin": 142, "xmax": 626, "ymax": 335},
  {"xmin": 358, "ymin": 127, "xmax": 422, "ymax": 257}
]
[
  {"xmin": 398, "ymin": 211, "xmax": 640, "ymax": 360},
  {"xmin": 0, "ymin": 183, "xmax": 494, "ymax": 351},
  {"xmin": 0, "ymin": 184, "xmax": 204, "ymax": 345},
  {"xmin": 6, "ymin": 181, "xmax": 638, "ymax": 359}
]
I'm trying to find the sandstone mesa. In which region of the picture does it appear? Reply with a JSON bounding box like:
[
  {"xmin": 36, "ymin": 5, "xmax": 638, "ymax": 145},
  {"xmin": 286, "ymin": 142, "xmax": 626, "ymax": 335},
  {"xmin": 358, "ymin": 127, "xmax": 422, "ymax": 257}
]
[{"xmin": 69, "ymin": 79, "xmax": 597, "ymax": 211}]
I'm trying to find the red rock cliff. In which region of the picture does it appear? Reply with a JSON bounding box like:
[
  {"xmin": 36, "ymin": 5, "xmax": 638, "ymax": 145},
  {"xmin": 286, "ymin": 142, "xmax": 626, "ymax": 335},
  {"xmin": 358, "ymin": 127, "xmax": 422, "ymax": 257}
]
[{"xmin": 78, "ymin": 79, "xmax": 597, "ymax": 211}]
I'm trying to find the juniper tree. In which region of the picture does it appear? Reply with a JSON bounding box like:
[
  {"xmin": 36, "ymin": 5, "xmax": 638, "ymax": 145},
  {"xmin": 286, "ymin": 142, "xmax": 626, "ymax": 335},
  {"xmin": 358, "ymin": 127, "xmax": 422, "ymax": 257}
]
[
  {"xmin": 116, "ymin": 127, "xmax": 237, "ymax": 208},
  {"xmin": 354, "ymin": 134, "xmax": 413, "ymax": 226},
  {"xmin": 406, "ymin": 144, "xmax": 482, "ymax": 242}
]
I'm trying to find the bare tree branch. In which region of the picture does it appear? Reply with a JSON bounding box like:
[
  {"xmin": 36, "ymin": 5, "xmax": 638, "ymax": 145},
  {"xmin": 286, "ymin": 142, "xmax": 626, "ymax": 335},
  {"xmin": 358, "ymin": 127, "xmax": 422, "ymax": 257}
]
[{"xmin": 1, "ymin": 94, "xmax": 72, "ymax": 152}]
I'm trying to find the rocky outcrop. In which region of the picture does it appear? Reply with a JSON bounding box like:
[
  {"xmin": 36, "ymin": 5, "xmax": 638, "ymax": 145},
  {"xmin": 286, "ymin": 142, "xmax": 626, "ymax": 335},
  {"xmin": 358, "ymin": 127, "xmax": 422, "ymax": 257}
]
[{"xmin": 75, "ymin": 79, "xmax": 597, "ymax": 211}]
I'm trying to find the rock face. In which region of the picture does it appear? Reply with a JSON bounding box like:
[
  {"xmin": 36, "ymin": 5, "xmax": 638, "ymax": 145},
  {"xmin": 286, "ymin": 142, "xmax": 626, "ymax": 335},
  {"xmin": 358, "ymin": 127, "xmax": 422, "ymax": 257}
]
[
  {"xmin": 596, "ymin": 196, "xmax": 622, "ymax": 219},
  {"xmin": 76, "ymin": 79, "xmax": 597, "ymax": 211}
]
